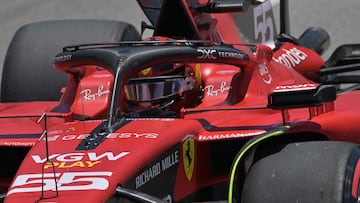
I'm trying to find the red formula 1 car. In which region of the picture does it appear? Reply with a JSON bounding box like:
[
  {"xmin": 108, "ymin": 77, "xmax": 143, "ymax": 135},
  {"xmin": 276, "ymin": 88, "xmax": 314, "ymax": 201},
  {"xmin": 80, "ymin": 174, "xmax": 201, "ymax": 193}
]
[{"xmin": 1, "ymin": 0, "xmax": 360, "ymax": 202}]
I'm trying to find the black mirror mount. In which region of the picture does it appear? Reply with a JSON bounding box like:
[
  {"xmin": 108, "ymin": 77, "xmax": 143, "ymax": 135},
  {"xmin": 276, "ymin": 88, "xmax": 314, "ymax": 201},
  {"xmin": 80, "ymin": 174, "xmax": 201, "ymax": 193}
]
[{"xmin": 194, "ymin": 0, "xmax": 250, "ymax": 13}]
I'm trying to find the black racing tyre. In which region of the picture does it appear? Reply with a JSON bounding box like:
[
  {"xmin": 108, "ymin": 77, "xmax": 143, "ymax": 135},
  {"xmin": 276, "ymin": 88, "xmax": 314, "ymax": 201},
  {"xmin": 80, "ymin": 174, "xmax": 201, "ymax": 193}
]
[
  {"xmin": 298, "ymin": 27, "xmax": 330, "ymax": 55},
  {"xmin": 241, "ymin": 141, "xmax": 360, "ymax": 203},
  {"xmin": 1, "ymin": 19, "xmax": 140, "ymax": 102}
]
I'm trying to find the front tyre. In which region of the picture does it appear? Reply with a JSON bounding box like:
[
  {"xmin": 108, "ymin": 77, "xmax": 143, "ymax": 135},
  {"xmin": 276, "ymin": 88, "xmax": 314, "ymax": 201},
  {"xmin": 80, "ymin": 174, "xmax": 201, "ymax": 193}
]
[{"xmin": 242, "ymin": 141, "xmax": 360, "ymax": 203}]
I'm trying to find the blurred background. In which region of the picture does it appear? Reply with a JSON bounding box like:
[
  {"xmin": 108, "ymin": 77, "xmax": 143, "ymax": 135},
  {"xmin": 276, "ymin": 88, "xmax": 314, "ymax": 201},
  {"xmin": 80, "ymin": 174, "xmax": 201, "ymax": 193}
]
[{"xmin": 0, "ymin": 0, "xmax": 359, "ymax": 72}]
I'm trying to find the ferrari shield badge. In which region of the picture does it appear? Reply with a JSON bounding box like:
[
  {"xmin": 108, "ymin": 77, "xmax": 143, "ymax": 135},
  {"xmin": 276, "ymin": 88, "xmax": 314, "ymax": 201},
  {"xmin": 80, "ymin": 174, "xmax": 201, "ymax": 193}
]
[{"xmin": 183, "ymin": 137, "xmax": 195, "ymax": 181}]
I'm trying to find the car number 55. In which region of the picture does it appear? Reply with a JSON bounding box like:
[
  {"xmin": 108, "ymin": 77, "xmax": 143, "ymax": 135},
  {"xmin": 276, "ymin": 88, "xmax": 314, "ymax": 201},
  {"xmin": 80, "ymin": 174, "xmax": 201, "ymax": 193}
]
[
  {"xmin": 7, "ymin": 171, "xmax": 112, "ymax": 195},
  {"xmin": 253, "ymin": 0, "xmax": 275, "ymax": 48}
]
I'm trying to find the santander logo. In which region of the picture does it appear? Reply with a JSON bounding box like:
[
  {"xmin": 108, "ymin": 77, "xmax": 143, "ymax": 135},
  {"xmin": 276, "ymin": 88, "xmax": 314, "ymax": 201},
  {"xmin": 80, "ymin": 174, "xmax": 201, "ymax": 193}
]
[{"xmin": 272, "ymin": 47, "xmax": 308, "ymax": 68}]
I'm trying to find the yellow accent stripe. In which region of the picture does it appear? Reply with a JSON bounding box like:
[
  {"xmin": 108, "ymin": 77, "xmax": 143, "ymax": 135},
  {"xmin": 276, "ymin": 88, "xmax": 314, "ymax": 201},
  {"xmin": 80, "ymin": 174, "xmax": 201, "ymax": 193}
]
[{"xmin": 228, "ymin": 126, "xmax": 290, "ymax": 203}]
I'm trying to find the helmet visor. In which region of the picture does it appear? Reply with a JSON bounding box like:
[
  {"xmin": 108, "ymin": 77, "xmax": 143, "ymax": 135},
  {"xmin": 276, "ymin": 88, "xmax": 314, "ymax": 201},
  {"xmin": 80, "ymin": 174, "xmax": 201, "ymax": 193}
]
[{"xmin": 125, "ymin": 75, "xmax": 193, "ymax": 102}]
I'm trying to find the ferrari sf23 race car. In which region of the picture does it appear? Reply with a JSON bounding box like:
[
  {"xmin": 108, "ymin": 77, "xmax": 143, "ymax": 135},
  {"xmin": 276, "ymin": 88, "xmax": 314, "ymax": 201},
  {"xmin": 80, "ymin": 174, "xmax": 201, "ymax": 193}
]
[{"xmin": 1, "ymin": 0, "xmax": 360, "ymax": 202}]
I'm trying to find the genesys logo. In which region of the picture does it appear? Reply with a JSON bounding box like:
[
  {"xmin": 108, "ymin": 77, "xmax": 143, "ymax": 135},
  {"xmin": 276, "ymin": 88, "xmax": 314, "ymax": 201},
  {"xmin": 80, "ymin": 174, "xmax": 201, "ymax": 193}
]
[
  {"xmin": 32, "ymin": 151, "xmax": 129, "ymax": 169},
  {"xmin": 7, "ymin": 171, "xmax": 112, "ymax": 195},
  {"xmin": 46, "ymin": 132, "xmax": 159, "ymax": 142}
]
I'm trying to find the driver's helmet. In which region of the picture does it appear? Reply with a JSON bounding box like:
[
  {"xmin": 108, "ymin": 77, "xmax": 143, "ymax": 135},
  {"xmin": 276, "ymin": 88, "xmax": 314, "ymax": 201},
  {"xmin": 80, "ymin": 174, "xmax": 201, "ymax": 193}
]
[
  {"xmin": 123, "ymin": 36, "xmax": 202, "ymax": 116},
  {"xmin": 124, "ymin": 63, "xmax": 201, "ymax": 115}
]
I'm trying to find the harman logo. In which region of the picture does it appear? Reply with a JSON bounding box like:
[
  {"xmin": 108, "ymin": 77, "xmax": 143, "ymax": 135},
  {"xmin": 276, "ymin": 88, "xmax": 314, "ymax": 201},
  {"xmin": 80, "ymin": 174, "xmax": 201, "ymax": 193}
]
[{"xmin": 183, "ymin": 137, "xmax": 194, "ymax": 181}]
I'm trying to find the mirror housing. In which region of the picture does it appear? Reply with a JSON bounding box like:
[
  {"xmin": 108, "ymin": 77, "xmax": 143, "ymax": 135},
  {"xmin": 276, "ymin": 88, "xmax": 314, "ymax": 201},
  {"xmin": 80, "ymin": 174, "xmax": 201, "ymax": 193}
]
[
  {"xmin": 268, "ymin": 84, "xmax": 336, "ymax": 109},
  {"xmin": 195, "ymin": 0, "xmax": 250, "ymax": 13}
]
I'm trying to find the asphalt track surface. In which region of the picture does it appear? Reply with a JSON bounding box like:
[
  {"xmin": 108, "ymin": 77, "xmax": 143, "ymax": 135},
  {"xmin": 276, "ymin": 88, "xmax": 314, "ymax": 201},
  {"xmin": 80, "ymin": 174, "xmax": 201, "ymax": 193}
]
[{"xmin": 0, "ymin": 0, "xmax": 359, "ymax": 78}]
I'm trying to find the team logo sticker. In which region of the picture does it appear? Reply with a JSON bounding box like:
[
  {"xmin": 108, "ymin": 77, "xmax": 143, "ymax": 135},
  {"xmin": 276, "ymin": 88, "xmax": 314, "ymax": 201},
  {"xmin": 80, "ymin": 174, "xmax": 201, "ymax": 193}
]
[{"xmin": 182, "ymin": 137, "xmax": 195, "ymax": 181}]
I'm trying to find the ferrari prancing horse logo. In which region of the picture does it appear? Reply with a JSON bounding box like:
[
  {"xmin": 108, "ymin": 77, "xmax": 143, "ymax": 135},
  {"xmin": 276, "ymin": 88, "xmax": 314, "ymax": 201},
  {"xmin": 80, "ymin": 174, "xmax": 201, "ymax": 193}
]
[{"xmin": 183, "ymin": 138, "xmax": 194, "ymax": 181}]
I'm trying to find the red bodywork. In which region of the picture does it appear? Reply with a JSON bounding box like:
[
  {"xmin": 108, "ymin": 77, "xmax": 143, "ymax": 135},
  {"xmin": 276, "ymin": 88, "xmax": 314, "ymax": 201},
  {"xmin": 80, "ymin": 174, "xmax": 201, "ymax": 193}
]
[{"xmin": 1, "ymin": 0, "xmax": 360, "ymax": 202}]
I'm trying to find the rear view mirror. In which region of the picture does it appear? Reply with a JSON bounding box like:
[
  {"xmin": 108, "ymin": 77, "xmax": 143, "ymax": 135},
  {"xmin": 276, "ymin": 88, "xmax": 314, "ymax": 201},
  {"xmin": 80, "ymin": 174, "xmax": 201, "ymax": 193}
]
[
  {"xmin": 268, "ymin": 84, "xmax": 336, "ymax": 109},
  {"xmin": 195, "ymin": 0, "xmax": 250, "ymax": 13}
]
